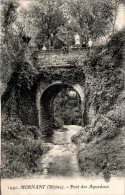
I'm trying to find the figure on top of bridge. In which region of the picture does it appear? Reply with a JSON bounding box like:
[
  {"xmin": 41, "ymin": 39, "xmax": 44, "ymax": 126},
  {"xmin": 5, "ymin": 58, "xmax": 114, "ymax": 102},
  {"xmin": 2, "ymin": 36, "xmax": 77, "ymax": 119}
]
[
  {"xmin": 40, "ymin": 31, "xmax": 93, "ymax": 52},
  {"xmin": 42, "ymin": 45, "xmax": 47, "ymax": 51},
  {"xmin": 88, "ymin": 38, "xmax": 93, "ymax": 49},
  {"xmin": 74, "ymin": 33, "xmax": 80, "ymax": 47},
  {"xmin": 50, "ymin": 33, "xmax": 54, "ymax": 49}
]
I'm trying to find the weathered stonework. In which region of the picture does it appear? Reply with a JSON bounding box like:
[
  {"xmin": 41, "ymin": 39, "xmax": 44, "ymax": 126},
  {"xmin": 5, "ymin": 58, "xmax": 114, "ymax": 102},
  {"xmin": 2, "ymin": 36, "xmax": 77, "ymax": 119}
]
[
  {"xmin": 32, "ymin": 63, "xmax": 85, "ymax": 135},
  {"xmin": 3, "ymin": 49, "xmax": 86, "ymax": 135},
  {"xmin": 36, "ymin": 79, "xmax": 85, "ymax": 134}
]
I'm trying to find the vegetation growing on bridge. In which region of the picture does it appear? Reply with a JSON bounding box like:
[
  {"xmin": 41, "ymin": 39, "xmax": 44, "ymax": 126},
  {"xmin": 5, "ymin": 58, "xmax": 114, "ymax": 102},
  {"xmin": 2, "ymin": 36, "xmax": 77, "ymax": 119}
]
[
  {"xmin": 1, "ymin": 0, "xmax": 123, "ymax": 86},
  {"xmin": 39, "ymin": 66, "xmax": 85, "ymax": 84}
]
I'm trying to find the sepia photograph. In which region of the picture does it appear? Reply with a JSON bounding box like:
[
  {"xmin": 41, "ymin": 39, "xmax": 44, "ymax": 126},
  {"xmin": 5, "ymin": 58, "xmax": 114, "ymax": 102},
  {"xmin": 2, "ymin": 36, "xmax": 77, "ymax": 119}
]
[{"xmin": 1, "ymin": 0, "xmax": 125, "ymax": 194}]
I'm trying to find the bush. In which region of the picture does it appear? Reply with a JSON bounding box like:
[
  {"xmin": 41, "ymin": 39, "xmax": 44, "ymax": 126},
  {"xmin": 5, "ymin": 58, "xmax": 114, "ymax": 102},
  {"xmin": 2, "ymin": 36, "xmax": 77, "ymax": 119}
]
[
  {"xmin": 1, "ymin": 114, "xmax": 45, "ymax": 178},
  {"xmin": 75, "ymin": 30, "xmax": 125, "ymax": 177},
  {"xmin": 78, "ymin": 127, "xmax": 125, "ymax": 177}
]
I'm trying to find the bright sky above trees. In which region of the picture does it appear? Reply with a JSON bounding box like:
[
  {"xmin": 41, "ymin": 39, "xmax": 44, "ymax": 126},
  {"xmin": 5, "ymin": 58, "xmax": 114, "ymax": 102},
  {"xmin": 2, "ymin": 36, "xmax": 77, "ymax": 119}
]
[{"xmin": 115, "ymin": 4, "xmax": 125, "ymax": 30}]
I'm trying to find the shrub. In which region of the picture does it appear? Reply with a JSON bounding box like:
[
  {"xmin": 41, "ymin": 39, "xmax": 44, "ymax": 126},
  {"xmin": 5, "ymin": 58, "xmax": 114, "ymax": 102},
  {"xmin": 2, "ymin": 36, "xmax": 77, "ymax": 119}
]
[
  {"xmin": 1, "ymin": 114, "xmax": 45, "ymax": 178},
  {"xmin": 78, "ymin": 127, "xmax": 125, "ymax": 177}
]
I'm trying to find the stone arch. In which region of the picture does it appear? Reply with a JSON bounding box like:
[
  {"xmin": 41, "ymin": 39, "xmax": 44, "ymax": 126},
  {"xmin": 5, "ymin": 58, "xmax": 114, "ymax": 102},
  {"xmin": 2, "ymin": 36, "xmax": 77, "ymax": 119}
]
[{"xmin": 36, "ymin": 81, "xmax": 85, "ymax": 135}]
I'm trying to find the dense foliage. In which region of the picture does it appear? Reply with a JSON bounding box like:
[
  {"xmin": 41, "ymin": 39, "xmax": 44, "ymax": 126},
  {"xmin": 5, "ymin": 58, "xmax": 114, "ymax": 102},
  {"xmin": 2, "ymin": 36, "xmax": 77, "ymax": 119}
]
[
  {"xmin": 1, "ymin": 0, "xmax": 125, "ymax": 178},
  {"xmin": 54, "ymin": 88, "xmax": 82, "ymax": 126},
  {"xmin": 1, "ymin": 114, "xmax": 46, "ymax": 178},
  {"xmin": 1, "ymin": 0, "xmax": 124, "ymax": 92},
  {"xmin": 72, "ymin": 29, "xmax": 125, "ymax": 177}
]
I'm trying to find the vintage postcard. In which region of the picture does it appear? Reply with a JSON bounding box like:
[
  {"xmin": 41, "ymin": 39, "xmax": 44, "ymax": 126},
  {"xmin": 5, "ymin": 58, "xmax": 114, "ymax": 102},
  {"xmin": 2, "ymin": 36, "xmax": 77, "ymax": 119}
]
[{"xmin": 1, "ymin": 0, "xmax": 125, "ymax": 194}]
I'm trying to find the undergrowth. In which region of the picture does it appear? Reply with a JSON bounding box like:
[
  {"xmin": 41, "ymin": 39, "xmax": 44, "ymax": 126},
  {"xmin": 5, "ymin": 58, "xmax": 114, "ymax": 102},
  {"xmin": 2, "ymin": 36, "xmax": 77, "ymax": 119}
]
[
  {"xmin": 1, "ymin": 114, "xmax": 46, "ymax": 178},
  {"xmin": 72, "ymin": 29, "xmax": 125, "ymax": 178}
]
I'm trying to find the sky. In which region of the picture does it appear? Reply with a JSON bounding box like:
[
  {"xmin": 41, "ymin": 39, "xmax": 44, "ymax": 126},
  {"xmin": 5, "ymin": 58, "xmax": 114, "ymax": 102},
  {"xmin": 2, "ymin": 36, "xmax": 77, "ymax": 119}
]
[
  {"xmin": 115, "ymin": 4, "xmax": 125, "ymax": 30},
  {"xmin": 19, "ymin": 0, "xmax": 30, "ymax": 6}
]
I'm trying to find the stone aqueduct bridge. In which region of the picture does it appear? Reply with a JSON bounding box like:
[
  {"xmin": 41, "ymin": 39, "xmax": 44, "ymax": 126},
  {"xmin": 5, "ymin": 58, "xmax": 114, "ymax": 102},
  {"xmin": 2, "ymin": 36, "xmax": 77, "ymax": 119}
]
[{"xmin": 20, "ymin": 49, "xmax": 87, "ymax": 135}]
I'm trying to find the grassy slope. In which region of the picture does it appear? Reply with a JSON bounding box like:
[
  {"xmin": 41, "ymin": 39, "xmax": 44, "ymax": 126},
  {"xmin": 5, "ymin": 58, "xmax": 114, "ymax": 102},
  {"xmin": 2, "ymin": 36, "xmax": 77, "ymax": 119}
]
[
  {"xmin": 72, "ymin": 29, "xmax": 125, "ymax": 177},
  {"xmin": 1, "ymin": 114, "xmax": 47, "ymax": 178}
]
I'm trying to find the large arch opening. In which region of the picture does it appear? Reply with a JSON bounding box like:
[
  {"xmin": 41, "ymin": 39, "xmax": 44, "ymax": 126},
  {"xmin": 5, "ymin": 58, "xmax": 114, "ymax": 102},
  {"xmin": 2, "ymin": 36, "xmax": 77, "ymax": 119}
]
[{"xmin": 39, "ymin": 83, "xmax": 85, "ymax": 135}]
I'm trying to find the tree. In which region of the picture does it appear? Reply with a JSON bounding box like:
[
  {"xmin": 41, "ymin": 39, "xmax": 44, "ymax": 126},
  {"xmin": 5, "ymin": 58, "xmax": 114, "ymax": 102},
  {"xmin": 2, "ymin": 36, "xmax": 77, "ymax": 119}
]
[
  {"xmin": 68, "ymin": 0, "xmax": 123, "ymax": 41},
  {"xmin": 1, "ymin": 0, "xmax": 36, "ymax": 108},
  {"xmin": 18, "ymin": 0, "xmax": 66, "ymax": 49},
  {"xmin": 1, "ymin": 0, "xmax": 20, "ymax": 84}
]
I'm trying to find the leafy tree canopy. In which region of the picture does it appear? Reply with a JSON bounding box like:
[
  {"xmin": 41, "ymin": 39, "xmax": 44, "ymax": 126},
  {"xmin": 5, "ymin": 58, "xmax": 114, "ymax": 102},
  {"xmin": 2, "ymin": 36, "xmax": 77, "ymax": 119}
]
[{"xmin": 1, "ymin": 0, "xmax": 124, "ymax": 87}]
